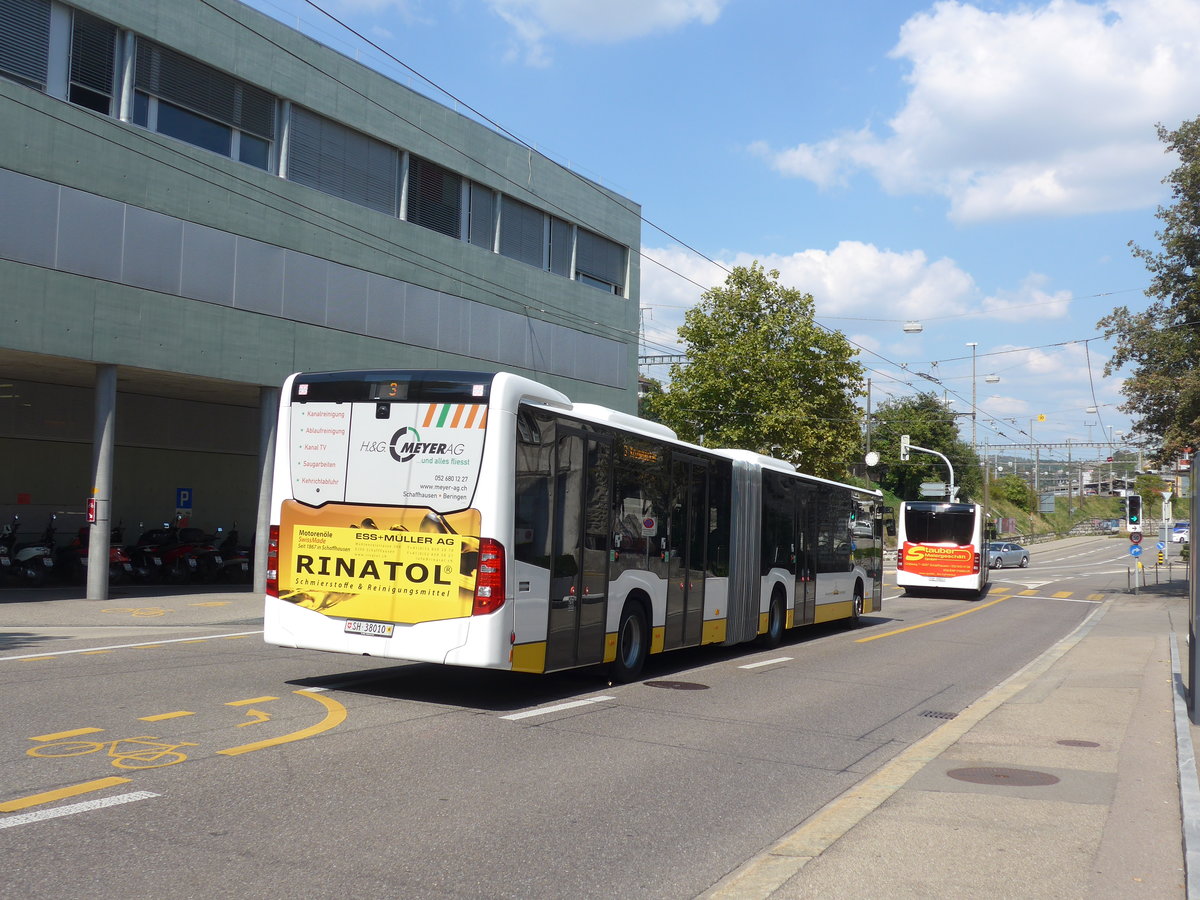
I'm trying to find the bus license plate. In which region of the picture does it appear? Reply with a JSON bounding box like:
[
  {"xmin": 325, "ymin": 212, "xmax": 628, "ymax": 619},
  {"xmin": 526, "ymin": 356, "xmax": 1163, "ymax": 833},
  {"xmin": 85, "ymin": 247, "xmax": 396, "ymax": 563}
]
[{"xmin": 344, "ymin": 620, "xmax": 394, "ymax": 637}]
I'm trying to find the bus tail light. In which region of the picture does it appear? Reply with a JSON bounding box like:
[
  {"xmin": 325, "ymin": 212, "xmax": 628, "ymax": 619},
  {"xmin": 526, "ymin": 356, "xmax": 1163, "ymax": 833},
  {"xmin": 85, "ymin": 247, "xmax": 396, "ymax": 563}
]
[
  {"xmin": 266, "ymin": 525, "xmax": 280, "ymax": 597},
  {"xmin": 973, "ymin": 552, "xmax": 980, "ymax": 574},
  {"xmin": 896, "ymin": 548, "xmax": 904, "ymax": 570},
  {"xmin": 472, "ymin": 538, "xmax": 505, "ymax": 615}
]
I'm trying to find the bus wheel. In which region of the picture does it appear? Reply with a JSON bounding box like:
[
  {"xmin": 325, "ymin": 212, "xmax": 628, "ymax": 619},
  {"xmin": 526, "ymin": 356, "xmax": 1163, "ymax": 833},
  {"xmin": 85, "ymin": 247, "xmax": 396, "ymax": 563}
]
[
  {"xmin": 758, "ymin": 593, "xmax": 785, "ymax": 648},
  {"xmin": 611, "ymin": 602, "xmax": 648, "ymax": 683},
  {"xmin": 850, "ymin": 589, "xmax": 864, "ymax": 627}
]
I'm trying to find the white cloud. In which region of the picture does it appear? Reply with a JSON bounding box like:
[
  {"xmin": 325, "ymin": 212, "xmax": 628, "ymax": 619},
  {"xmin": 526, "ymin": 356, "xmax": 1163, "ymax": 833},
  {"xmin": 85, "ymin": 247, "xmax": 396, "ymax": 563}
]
[
  {"xmin": 754, "ymin": 0, "xmax": 1200, "ymax": 221},
  {"xmin": 486, "ymin": 0, "xmax": 726, "ymax": 64},
  {"xmin": 638, "ymin": 241, "xmax": 981, "ymax": 354},
  {"xmin": 980, "ymin": 274, "xmax": 1071, "ymax": 322}
]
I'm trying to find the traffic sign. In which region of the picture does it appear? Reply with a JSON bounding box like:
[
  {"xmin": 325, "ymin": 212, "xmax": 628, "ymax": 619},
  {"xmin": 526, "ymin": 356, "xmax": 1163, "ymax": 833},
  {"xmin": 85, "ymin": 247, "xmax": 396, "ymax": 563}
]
[
  {"xmin": 1157, "ymin": 541, "xmax": 1166, "ymax": 551},
  {"xmin": 1129, "ymin": 545, "xmax": 1142, "ymax": 557},
  {"xmin": 1130, "ymin": 531, "xmax": 1143, "ymax": 544},
  {"xmin": 919, "ymin": 482, "xmax": 946, "ymax": 497}
]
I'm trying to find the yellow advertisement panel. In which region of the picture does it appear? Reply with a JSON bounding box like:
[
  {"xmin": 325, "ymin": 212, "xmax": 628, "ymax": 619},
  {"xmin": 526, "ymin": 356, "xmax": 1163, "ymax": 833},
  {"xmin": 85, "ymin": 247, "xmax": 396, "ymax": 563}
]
[{"xmin": 278, "ymin": 500, "xmax": 481, "ymax": 625}]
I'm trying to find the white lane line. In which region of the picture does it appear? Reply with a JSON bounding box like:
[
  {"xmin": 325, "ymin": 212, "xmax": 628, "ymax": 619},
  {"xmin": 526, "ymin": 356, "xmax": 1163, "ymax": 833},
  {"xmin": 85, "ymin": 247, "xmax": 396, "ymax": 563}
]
[
  {"xmin": 740, "ymin": 657, "xmax": 793, "ymax": 670},
  {"xmin": 501, "ymin": 696, "xmax": 615, "ymax": 721},
  {"xmin": 0, "ymin": 631, "xmax": 264, "ymax": 661},
  {"xmin": 0, "ymin": 792, "xmax": 159, "ymax": 829}
]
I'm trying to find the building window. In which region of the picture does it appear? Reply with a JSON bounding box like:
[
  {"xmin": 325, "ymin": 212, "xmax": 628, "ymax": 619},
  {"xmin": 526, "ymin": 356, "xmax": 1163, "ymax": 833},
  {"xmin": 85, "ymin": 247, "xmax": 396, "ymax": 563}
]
[
  {"xmin": 407, "ymin": 155, "xmax": 462, "ymax": 238},
  {"xmin": 286, "ymin": 106, "xmax": 398, "ymax": 214},
  {"xmin": 68, "ymin": 10, "xmax": 116, "ymax": 114},
  {"xmin": 576, "ymin": 228, "xmax": 626, "ymax": 295},
  {"xmin": 0, "ymin": 0, "xmax": 50, "ymax": 89},
  {"xmin": 549, "ymin": 216, "xmax": 571, "ymax": 277},
  {"xmin": 468, "ymin": 182, "xmax": 496, "ymax": 250},
  {"xmin": 133, "ymin": 37, "xmax": 275, "ymax": 171},
  {"xmin": 498, "ymin": 196, "xmax": 544, "ymax": 268}
]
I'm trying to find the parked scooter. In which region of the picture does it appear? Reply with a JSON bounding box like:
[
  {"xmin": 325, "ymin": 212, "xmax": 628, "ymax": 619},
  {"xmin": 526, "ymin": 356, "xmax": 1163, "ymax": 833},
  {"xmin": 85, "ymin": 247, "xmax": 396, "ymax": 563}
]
[
  {"xmin": 0, "ymin": 516, "xmax": 18, "ymax": 585},
  {"xmin": 213, "ymin": 525, "xmax": 254, "ymax": 583},
  {"xmin": 159, "ymin": 526, "xmax": 223, "ymax": 583},
  {"xmin": 11, "ymin": 515, "xmax": 57, "ymax": 587},
  {"xmin": 57, "ymin": 525, "xmax": 133, "ymax": 585},
  {"xmin": 124, "ymin": 524, "xmax": 173, "ymax": 583}
]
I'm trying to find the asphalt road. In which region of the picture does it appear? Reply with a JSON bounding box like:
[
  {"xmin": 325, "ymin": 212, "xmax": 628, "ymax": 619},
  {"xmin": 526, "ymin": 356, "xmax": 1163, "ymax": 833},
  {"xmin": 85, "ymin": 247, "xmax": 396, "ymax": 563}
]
[{"xmin": 0, "ymin": 535, "xmax": 1155, "ymax": 899}]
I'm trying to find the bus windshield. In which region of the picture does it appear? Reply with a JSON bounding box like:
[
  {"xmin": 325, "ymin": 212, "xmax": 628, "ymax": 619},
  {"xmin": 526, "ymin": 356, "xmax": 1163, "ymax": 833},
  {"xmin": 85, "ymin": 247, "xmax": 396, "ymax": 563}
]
[{"xmin": 903, "ymin": 504, "xmax": 976, "ymax": 545}]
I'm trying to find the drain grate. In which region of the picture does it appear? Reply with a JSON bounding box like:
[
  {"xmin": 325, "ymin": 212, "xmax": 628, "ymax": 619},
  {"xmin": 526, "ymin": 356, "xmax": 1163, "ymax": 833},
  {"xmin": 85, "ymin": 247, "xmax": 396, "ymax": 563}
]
[
  {"xmin": 644, "ymin": 680, "xmax": 709, "ymax": 691},
  {"xmin": 920, "ymin": 710, "xmax": 958, "ymax": 720}
]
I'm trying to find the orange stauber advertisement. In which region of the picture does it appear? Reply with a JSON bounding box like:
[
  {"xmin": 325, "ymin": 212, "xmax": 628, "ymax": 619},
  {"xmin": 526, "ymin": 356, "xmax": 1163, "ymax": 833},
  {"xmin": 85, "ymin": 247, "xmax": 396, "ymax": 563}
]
[
  {"xmin": 903, "ymin": 542, "xmax": 976, "ymax": 578},
  {"xmin": 278, "ymin": 500, "xmax": 481, "ymax": 625}
]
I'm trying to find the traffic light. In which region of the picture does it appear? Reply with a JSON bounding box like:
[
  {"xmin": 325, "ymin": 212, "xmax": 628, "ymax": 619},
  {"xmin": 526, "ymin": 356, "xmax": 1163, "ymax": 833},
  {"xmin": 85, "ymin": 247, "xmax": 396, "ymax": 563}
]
[
  {"xmin": 900, "ymin": 434, "xmax": 911, "ymax": 461},
  {"xmin": 1127, "ymin": 493, "xmax": 1142, "ymax": 532}
]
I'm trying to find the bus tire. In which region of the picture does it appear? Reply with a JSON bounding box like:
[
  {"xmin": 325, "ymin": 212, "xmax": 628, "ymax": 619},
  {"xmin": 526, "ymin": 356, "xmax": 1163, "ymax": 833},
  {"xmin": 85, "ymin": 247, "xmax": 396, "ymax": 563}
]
[
  {"xmin": 849, "ymin": 585, "xmax": 864, "ymax": 627},
  {"xmin": 611, "ymin": 601, "xmax": 648, "ymax": 683},
  {"xmin": 757, "ymin": 591, "xmax": 786, "ymax": 648}
]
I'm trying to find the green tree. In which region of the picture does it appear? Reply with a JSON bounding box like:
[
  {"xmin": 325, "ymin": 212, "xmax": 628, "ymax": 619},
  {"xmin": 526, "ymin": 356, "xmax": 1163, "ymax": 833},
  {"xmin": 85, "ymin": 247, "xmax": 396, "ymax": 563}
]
[
  {"xmin": 653, "ymin": 263, "xmax": 864, "ymax": 480},
  {"xmin": 993, "ymin": 473, "xmax": 1034, "ymax": 512},
  {"xmin": 638, "ymin": 376, "xmax": 666, "ymax": 423},
  {"xmin": 1099, "ymin": 116, "xmax": 1200, "ymax": 464},
  {"xmin": 869, "ymin": 392, "xmax": 981, "ymax": 501}
]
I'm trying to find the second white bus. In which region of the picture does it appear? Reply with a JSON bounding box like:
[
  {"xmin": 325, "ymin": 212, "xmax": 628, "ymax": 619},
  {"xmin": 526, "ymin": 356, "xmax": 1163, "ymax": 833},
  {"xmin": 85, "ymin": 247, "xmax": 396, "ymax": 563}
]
[{"xmin": 895, "ymin": 500, "xmax": 989, "ymax": 597}]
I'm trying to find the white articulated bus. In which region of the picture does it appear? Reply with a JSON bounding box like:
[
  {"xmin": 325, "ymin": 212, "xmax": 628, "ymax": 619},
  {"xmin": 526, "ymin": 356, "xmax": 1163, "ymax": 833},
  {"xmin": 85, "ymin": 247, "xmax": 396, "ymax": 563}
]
[
  {"xmin": 894, "ymin": 500, "xmax": 989, "ymax": 598},
  {"xmin": 264, "ymin": 370, "xmax": 884, "ymax": 680}
]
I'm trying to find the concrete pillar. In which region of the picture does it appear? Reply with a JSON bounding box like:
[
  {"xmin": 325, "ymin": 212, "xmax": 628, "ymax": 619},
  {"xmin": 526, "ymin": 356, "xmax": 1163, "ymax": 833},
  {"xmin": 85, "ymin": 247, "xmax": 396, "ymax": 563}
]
[
  {"xmin": 253, "ymin": 386, "xmax": 280, "ymax": 596},
  {"xmin": 87, "ymin": 365, "xmax": 117, "ymax": 601}
]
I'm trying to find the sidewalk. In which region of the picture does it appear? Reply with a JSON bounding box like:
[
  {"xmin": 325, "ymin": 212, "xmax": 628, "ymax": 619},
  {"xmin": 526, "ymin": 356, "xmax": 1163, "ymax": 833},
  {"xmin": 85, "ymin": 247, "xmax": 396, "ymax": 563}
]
[{"xmin": 708, "ymin": 584, "xmax": 1196, "ymax": 899}]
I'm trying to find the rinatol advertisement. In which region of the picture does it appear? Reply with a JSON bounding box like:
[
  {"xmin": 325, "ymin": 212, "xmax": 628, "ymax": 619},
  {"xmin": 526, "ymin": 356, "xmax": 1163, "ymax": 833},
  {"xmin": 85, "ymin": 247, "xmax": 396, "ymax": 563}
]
[
  {"xmin": 279, "ymin": 401, "xmax": 488, "ymax": 624},
  {"xmin": 902, "ymin": 542, "xmax": 976, "ymax": 578}
]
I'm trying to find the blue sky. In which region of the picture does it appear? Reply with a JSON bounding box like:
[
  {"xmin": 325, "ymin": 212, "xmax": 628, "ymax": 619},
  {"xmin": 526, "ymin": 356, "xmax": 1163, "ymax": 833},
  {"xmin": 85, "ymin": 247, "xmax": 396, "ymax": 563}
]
[{"xmin": 243, "ymin": 0, "xmax": 1200, "ymax": 467}]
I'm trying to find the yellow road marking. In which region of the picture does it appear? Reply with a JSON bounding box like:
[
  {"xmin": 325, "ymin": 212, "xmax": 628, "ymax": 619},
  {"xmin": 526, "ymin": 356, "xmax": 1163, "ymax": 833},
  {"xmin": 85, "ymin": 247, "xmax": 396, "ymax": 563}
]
[
  {"xmin": 190, "ymin": 601, "xmax": 231, "ymax": 607},
  {"xmin": 855, "ymin": 594, "xmax": 1011, "ymax": 643},
  {"xmin": 226, "ymin": 696, "xmax": 278, "ymax": 707},
  {"xmin": 179, "ymin": 640, "xmax": 210, "ymax": 644},
  {"xmin": 130, "ymin": 645, "xmax": 162, "ymax": 650},
  {"xmin": 82, "ymin": 650, "xmax": 113, "ymax": 655},
  {"xmin": 222, "ymin": 635, "xmax": 251, "ymax": 640},
  {"xmin": 1019, "ymin": 589, "xmax": 1037, "ymax": 595},
  {"xmin": 236, "ymin": 709, "xmax": 272, "ymax": 727},
  {"xmin": 1087, "ymin": 593, "xmax": 1105, "ymax": 601},
  {"xmin": 18, "ymin": 657, "xmax": 55, "ymax": 663},
  {"xmin": 139, "ymin": 711, "xmax": 195, "ymax": 722},
  {"xmin": 30, "ymin": 728, "xmax": 103, "ymax": 742},
  {"xmin": 218, "ymin": 690, "xmax": 346, "ymax": 757},
  {"xmin": 1053, "ymin": 591, "xmax": 1073, "ymax": 598},
  {"xmin": 0, "ymin": 777, "xmax": 132, "ymax": 813}
]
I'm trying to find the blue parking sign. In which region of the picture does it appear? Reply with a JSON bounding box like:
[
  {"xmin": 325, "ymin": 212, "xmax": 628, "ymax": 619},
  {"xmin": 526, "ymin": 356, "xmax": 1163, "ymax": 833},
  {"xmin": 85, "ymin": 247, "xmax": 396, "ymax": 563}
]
[{"xmin": 176, "ymin": 488, "xmax": 193, "ymax": 509}]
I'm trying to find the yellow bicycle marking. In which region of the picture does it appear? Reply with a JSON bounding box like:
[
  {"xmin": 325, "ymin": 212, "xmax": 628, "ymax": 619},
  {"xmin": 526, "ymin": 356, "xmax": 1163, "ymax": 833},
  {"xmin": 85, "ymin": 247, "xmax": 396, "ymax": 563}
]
[
  {"xmin": 27, "ymin": 736, "xmax": 197, "ymax": 769},
  {"xmin": 101, "ymin": 607, "xmax": 171, "ymax": 617},
  {"xmin": 218, "ymin": 690, "xmax": 346, "ymax": 756}
]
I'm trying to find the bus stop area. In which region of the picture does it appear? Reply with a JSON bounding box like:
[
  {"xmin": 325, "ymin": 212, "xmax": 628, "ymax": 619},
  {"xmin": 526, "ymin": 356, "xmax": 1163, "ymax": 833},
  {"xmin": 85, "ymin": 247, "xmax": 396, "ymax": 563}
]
[{"xmin": 3, "ymin": 581, "xmax": 1199, "ymax": 898}]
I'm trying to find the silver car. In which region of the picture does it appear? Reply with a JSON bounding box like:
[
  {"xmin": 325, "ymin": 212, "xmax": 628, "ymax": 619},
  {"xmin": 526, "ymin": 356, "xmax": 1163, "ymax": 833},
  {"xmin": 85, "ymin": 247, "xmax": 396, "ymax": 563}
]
[{"xmin": 988, "ymin": 541, "xmax": 1029, "ymax": 568}]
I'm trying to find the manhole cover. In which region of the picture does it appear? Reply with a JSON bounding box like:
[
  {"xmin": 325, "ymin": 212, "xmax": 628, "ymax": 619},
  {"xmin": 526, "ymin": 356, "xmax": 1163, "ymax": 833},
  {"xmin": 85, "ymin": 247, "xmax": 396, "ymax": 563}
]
[
  {"xmin": 1057, "ymin": 739, "xmax": 1100, "ymax": 748},
  {"xmin": 947, "ymin": 767, "xmax": 1060, "ymax": 787},
  {"xmin": 644, "ymin": 680, "xmax": 709, "ymax": 691}
]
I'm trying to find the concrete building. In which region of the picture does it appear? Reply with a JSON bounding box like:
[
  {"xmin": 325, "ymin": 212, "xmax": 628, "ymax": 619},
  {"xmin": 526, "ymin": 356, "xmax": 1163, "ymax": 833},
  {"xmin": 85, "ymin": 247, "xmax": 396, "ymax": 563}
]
[{"xmin": 0, "ymin": 0, "xmax": 641, "ymax": 590}]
